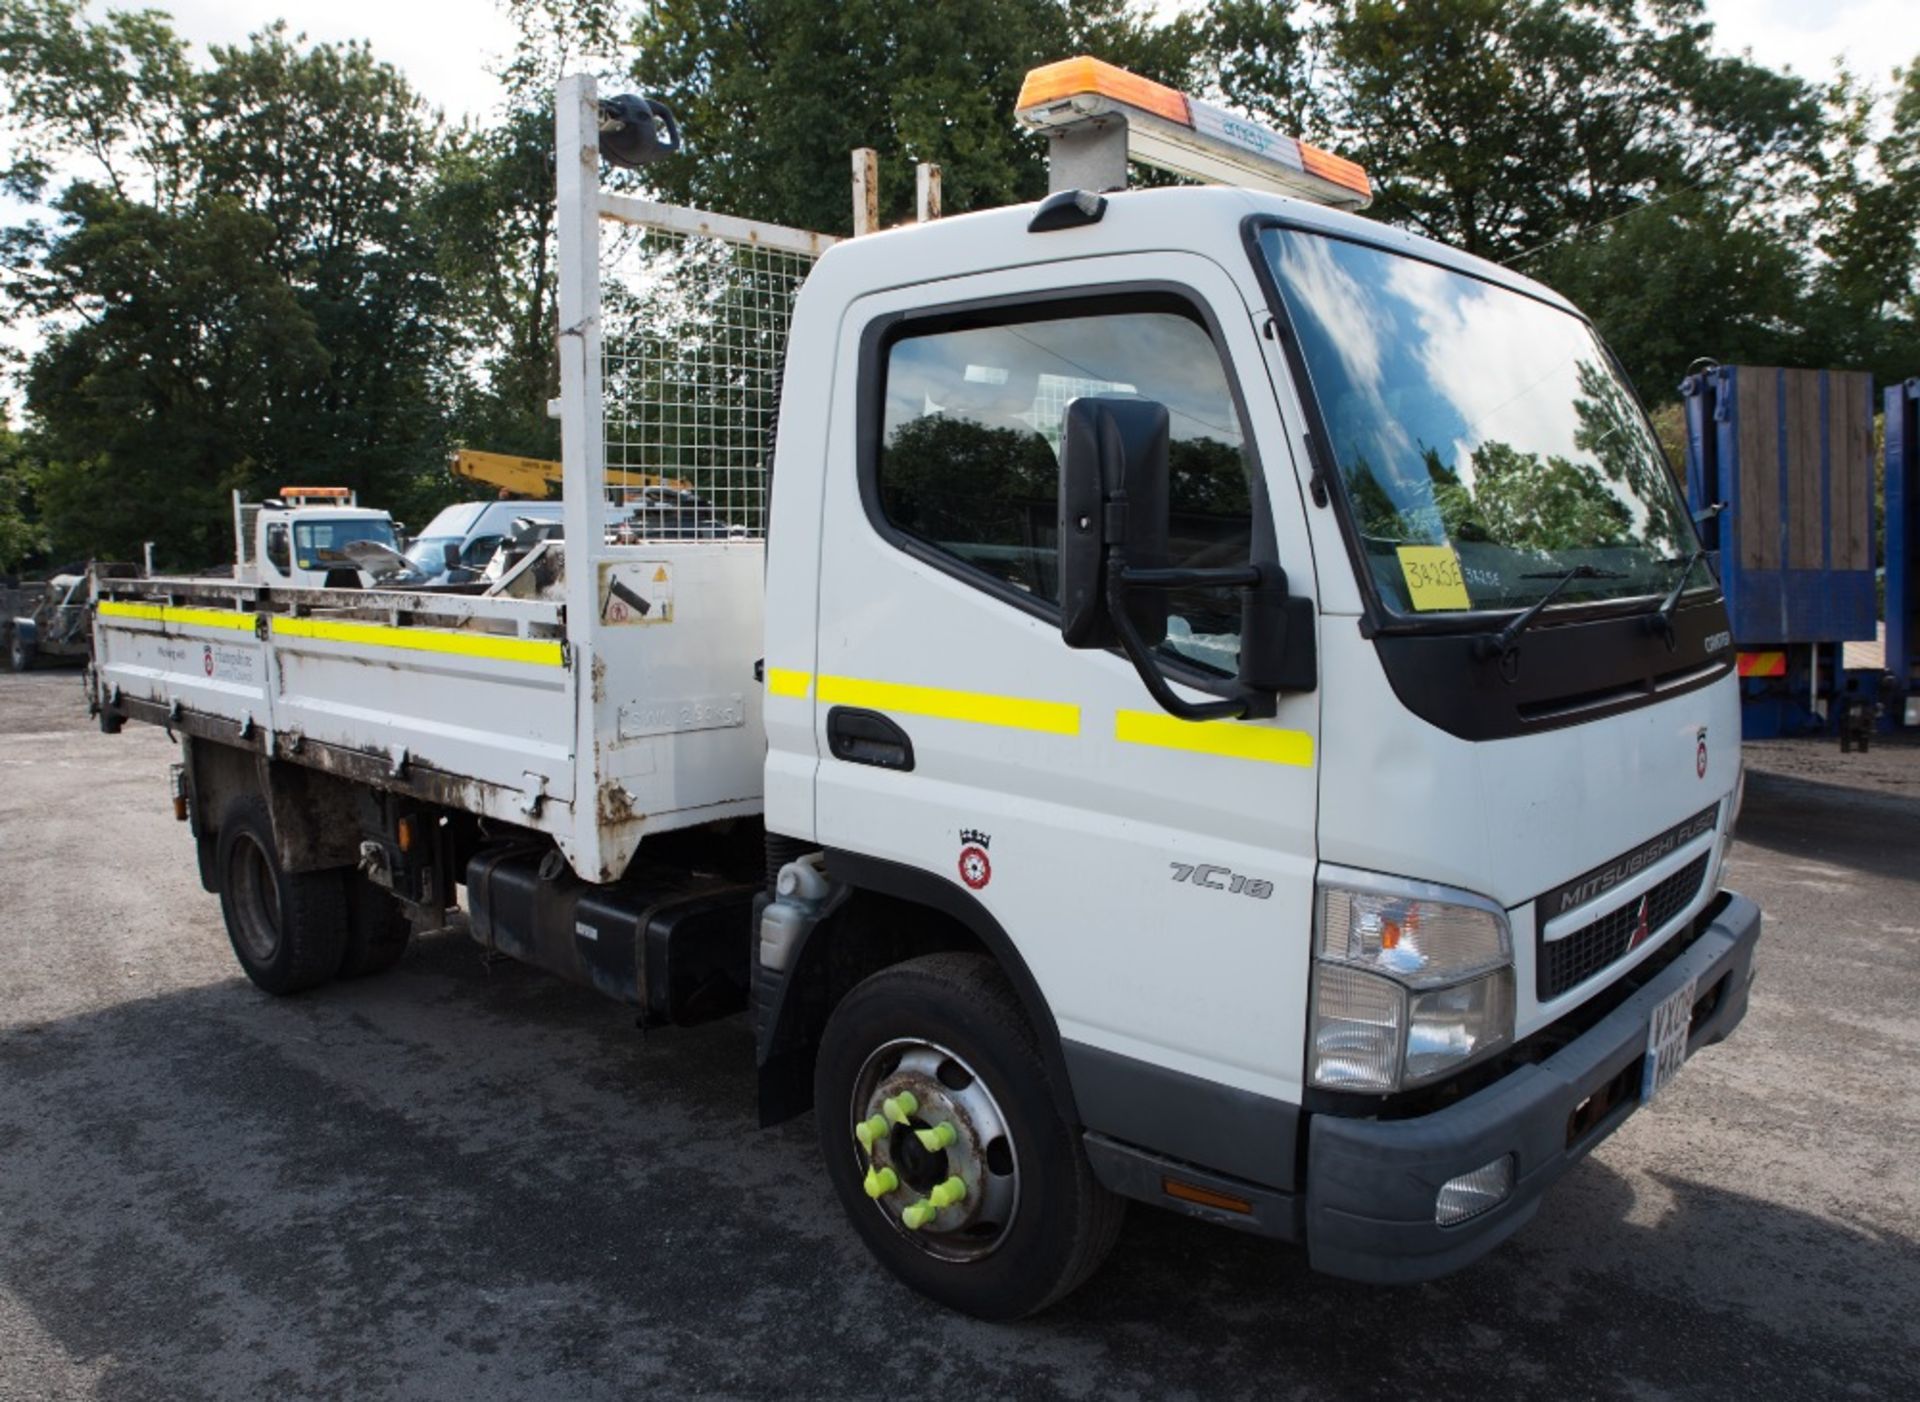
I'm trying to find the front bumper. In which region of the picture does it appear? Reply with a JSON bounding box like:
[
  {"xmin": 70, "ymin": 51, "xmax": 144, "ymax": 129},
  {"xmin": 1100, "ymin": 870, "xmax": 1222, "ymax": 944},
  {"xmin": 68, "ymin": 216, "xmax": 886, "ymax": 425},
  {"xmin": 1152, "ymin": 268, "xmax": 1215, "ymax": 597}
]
[{"xmin": 1304, "ymin": 890, "xmax": 1761, "ymax": 1284}]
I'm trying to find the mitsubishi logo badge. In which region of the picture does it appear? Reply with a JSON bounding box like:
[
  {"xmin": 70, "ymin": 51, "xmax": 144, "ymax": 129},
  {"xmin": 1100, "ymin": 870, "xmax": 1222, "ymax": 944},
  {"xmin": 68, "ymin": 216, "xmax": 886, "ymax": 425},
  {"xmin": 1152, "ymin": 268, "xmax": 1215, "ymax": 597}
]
[{"xmin": 1629, "ymin": 894, "xmax": 1652, "ymax": 949}]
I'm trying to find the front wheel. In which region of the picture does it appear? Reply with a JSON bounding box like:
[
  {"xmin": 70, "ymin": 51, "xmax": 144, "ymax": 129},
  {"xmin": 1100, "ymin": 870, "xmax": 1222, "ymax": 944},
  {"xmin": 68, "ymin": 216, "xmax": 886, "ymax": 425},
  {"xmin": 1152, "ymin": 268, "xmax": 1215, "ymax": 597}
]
[
  {"xmin": 7, "ymin": 627, "xmax": 33, "ymax": 673},
  {"xmin": 814, "ymin": 953, "xmax": 1123, "ymax": 1319}
]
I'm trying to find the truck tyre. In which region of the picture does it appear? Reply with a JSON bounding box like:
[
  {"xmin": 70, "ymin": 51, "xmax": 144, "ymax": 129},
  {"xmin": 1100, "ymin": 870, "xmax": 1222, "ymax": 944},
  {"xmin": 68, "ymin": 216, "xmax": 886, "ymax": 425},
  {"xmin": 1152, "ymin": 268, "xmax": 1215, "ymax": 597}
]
[
  {"xmin": 814, "ymin": 952, "xmax": 1124, "ymax": 1319},
  {"xmin": 7, "ymin": 628, "xmax": 33, "ymax": 672},
  {"xmin": 214, "ymin": 797, "xmax": 349, "ymax": 995},
  {"xmin": 338, "ymin": 874, "xmax": 411, "ymax": 978}
]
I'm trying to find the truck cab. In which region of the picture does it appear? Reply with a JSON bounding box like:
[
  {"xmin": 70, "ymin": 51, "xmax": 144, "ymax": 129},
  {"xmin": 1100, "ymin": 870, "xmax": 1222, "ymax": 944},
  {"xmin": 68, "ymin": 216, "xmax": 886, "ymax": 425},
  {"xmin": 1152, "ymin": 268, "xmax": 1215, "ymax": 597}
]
[
  {"xmin": 239, "ymin": 487, "xmax": 402, "ymax": 589},
  {"xmin": 756, "ymin": 61, "xmax": 1758, "ymax": 1304}
]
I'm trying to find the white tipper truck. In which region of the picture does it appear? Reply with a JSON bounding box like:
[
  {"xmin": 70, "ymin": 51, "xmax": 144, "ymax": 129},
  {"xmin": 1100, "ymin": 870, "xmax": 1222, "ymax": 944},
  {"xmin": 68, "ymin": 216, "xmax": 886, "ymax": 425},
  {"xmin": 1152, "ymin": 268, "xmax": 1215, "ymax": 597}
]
[{"xmin": 88, "ymin": 59, "xmax": 1760, "ymax": 1318}]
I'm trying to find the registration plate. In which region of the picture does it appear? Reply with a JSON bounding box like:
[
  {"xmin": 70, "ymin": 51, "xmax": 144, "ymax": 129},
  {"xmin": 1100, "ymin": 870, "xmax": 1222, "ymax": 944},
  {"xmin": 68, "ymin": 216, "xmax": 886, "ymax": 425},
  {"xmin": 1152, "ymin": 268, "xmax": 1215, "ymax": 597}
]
[{"xmin": 1641, "ymin": 977, "xmax": 1699, "ymax": 1103}]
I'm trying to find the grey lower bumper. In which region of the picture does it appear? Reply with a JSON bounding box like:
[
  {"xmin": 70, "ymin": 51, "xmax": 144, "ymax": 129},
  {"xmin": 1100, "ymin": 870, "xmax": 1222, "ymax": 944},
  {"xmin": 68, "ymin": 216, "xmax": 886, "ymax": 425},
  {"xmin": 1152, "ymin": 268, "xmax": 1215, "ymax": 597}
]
[{"xmin": 1305, "ymin": 891, "xmax": 1761, "ymax": 1285}]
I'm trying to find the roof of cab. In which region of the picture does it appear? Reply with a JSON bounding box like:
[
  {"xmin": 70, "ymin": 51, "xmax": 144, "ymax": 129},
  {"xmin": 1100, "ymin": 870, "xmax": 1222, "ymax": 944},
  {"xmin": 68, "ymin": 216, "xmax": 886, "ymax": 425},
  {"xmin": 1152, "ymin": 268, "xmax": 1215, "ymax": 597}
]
[{"xmin": 803, "ymin": 183, "xmax": 1575, "ymax": 318}]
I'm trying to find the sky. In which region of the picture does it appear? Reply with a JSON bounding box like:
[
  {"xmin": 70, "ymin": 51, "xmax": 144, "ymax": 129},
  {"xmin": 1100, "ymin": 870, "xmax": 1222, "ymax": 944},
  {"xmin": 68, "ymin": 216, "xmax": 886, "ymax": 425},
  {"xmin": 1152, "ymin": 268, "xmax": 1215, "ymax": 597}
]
[{"xmin": 88, "ymin": 0, "xmax": 1920, "ymax": 124}]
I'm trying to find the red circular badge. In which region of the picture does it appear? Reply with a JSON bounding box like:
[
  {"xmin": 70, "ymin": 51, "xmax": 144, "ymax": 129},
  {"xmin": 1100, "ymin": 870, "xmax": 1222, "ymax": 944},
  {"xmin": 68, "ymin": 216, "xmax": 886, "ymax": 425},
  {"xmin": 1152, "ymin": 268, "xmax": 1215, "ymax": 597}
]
[
  {"xmin": 958, "ymin": 845, "xmax": 991, "ymax": 890},
  {"xmin": 203, "ymin": 645, "xmax": 215, "ymax": 677}
]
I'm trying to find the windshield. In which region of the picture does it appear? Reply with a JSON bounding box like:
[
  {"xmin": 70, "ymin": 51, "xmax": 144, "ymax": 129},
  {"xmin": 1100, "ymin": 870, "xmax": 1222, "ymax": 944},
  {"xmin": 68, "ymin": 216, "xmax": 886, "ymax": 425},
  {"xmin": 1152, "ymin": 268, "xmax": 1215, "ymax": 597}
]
[
  {"xmin": 1258, "ymin": 226, "xmax": 1697, "ymax": 618},
  {"xmin": 404, "ymin": 535, "xmax": 461, "ymax": 578},
  {"xmin": 292, "ymin": 518, "xmax": 397, "ymax": 570}
]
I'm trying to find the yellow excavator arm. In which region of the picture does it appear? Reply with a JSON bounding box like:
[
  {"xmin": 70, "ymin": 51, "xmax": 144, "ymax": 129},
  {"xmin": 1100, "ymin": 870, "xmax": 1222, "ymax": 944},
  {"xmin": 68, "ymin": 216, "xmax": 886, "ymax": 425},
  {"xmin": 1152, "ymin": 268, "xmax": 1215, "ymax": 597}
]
[{"xmin": 450, "ymin": 448, "xmax": 688, "ymax": 498}]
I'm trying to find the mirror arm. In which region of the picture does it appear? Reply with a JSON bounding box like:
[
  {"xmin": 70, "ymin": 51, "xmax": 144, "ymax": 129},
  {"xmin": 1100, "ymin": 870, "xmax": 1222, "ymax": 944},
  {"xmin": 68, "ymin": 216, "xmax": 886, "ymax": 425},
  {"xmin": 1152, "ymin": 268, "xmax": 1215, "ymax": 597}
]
[{"xmin": 1106, "ymin": 564, "xmax": 1249, "ymax": 722}]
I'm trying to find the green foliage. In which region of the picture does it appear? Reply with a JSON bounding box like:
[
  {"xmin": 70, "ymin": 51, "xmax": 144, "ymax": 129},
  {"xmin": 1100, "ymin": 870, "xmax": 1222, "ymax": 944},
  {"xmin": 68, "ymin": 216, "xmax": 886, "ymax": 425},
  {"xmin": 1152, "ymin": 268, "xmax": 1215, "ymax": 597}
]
[
  {"xmin": 24, "ymin": 189, "xmax": 330, "ymax": 564},
  {"xmin": 427, "ymin": 105, "xmax": 562, "ymax": 465},
  {"xmin": 0, "ymin": 426, "xmax": 48, "ymax": 570},
  {"xmin": 0, "ymin": 4, "xmax": 470, "ymax": 562},
  {"xmin": 628, "ymin": 0, "xmax": 1201, "ymax": 234}
]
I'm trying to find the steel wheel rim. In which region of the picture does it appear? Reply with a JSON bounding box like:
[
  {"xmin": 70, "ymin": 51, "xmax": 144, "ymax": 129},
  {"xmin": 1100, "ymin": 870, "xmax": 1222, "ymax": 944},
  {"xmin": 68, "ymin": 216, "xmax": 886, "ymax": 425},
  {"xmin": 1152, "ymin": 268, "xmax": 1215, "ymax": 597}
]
[
  {"xmin": 849, "ymin": 1037, "xmax": 1021, "ymax": 1263},
  {"xmin": 227, "ymin": 833, "xmax": 282, "ymax": 964}
]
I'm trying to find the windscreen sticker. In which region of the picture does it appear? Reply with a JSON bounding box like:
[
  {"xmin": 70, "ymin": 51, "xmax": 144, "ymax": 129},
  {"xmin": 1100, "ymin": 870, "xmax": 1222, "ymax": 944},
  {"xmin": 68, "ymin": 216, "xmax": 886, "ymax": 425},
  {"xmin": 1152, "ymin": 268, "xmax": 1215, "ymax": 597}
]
[
  {"xmin": 1395, "ymin": 544, "xmax": 1472, "ymax": 612},
  {"xmin": 599, "ymin": 561, "xmax": 673, "ymax": 626}
]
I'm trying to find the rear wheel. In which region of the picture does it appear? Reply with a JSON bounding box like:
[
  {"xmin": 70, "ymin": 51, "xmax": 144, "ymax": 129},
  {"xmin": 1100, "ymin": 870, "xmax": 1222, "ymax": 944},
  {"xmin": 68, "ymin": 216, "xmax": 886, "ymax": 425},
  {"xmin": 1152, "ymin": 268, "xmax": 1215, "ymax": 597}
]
[
  {"xmin": 215, "ymin": 797, "xmax": 348, "ymax": 994},
  {"xmin": 337, "ymin": 873, "xmax": 411, "ymax": 978},
  {"xmin": 814, "ymin": 953, "xmax": 1123, "ymax": 1319}
]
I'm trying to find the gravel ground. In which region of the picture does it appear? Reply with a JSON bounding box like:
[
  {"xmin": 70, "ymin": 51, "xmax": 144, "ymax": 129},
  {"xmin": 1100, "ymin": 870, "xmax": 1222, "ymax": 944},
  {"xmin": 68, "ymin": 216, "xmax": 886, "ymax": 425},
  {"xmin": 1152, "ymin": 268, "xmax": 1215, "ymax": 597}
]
[{"xmin": 1, "ymin": 667, "xmax": 1916, "ymax": 1401}]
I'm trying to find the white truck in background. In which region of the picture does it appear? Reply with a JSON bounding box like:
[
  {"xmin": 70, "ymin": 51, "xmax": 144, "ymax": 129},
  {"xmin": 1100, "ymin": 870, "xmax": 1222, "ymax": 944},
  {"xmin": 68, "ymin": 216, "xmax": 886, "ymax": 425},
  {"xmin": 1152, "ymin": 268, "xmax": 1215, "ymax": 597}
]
[
  {"xmin": 88, "ymin": 61, "xmax": 1760, "ymax": 1318},
  {"xmin": 231, "ymin": 486, "xmax": 404, "ymax": 589}
]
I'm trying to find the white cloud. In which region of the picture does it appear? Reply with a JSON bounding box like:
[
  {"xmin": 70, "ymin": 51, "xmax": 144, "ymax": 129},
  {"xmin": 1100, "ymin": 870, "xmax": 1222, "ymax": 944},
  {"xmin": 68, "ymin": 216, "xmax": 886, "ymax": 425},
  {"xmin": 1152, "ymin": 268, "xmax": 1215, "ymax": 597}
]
[
  {"xmin": 149, "ymin": 0, "xmax": 520, "ymax": 121},
  {"xmin": 1701, "ymin": 0, "xmax": 1916, "ymax": 86}
]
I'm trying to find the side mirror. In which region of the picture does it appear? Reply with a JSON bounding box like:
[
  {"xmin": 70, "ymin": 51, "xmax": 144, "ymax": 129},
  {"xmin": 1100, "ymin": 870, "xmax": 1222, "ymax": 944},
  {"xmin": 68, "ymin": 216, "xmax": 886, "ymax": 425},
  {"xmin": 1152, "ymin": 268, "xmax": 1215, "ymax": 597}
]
[
  {"xmin": 1059, "ymin": 397, "xmax": 1171, "ymax": 649},
  {"xmin": 1057, "ymin": 396, "xmax": 1312, "ymax": 721}
]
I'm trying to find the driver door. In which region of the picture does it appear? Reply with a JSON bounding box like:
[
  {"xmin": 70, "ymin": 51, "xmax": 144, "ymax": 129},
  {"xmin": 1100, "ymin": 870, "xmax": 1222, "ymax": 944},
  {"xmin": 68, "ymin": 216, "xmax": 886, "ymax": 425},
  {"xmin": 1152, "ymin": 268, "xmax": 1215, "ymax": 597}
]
[{"xmin": 812, "ymin": 251, "xmax": 1322, "ymax": 1119}]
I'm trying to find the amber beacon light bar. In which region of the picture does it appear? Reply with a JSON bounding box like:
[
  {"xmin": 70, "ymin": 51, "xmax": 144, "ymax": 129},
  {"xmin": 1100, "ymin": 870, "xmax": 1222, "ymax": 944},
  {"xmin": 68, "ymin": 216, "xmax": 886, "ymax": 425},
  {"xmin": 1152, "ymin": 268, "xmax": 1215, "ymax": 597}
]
[{"xmin": 1015, "ymin": 56, "xmax": 1372, "ymax": 210}]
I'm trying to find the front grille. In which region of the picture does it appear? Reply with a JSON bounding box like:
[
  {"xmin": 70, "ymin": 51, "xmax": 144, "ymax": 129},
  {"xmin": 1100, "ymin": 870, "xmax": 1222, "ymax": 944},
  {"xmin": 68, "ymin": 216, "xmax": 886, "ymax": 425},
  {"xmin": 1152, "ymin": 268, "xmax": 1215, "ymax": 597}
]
[{"xmin": 1538, "ymin": 854, "xmax": 1710, "ymax": 1001}]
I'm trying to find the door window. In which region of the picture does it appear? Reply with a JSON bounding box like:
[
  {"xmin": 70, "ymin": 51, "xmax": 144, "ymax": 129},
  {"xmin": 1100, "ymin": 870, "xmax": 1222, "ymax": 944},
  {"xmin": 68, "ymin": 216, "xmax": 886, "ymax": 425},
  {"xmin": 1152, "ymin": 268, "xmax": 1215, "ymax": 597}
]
[
  {"xmin": 264, "ymin": 523, "xmax": 290, "ymax": 574},
  {"xmin": 462, "ymin": 535, "xmax": 504, "ymax": 568},
  {"xmin": 875, "ymin": 295, "xmax": 1256, "ymax": 675}
]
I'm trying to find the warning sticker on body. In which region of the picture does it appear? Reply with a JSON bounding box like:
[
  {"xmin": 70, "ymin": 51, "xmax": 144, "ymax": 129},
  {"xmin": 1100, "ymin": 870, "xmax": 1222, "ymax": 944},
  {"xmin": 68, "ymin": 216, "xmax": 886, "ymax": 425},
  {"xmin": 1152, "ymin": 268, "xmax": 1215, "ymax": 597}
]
[{"xmin": 599, "ymin": 561, "xmax": 674, "ymax": 626}]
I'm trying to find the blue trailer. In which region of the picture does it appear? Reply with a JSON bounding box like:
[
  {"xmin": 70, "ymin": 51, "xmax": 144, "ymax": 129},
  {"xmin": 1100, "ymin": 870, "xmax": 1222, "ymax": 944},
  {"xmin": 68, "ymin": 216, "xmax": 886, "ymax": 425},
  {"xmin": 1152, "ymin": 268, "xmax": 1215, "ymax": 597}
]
[{"xmin": 1680, "ymin": 364, "xmax": 1879, "ymax": 738}]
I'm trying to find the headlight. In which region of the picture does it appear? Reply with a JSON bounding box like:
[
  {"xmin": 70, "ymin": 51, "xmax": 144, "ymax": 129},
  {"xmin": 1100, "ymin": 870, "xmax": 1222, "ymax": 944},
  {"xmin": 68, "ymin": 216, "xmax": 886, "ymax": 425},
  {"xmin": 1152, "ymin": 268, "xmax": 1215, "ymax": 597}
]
[
  {"xmin": 1310, "ymin": 870, "xmax": 1515, "ymax": 1092},
  {"xmin": 1319, "ymin": 885, "xmax": 1509, "ymax": 987}
]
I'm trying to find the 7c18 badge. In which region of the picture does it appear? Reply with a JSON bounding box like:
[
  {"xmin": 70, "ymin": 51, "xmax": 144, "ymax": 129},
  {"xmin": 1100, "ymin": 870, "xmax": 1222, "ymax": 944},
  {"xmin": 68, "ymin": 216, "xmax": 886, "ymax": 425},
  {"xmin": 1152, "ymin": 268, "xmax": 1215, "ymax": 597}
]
[{"xmin": 957, "ymin": 828, "xmax": 991, "ymax": 890}]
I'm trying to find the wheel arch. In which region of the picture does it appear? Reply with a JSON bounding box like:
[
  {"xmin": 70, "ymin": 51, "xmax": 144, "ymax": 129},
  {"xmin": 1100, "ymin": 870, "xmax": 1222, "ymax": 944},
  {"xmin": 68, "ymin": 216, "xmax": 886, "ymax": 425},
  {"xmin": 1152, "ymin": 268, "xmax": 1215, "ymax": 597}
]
[{"xmin": 754, "ymin": 846, "xmax": 1080, "ymax": 1132}]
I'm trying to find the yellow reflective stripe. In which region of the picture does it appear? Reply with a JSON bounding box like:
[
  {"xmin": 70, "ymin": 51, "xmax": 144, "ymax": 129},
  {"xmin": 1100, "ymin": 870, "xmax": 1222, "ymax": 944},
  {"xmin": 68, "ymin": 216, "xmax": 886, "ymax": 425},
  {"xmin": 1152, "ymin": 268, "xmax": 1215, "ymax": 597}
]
[
  {"xmin": 1115, "ymin": 709, "xmax": 1314, "ymax": 767},
  {"xmin": 271, "ymin": 615, "xmax": 563, "ymax": 667},
  {"xmin": 766, "ymin": 667, "xmax": 812, "ymax": 698},
  {"xmin": 817, "ymin": 675, "xmax": 1080, "ymax": 736},
  {"xmin": 98, "ymin": 600, "xmax": 256, "ymax": 632}
]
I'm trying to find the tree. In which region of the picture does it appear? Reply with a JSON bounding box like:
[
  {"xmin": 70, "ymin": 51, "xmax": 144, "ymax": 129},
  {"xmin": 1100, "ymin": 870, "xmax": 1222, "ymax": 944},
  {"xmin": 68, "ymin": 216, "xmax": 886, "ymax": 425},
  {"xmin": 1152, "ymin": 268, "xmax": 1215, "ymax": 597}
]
[
  {"xmin": 23, "ymin": 190, "xmax": 329, "ymax": 563},
  {"xmin": 1195, "ymin": 0, "xmax": 1848, "ymax": 399},
  {"xmin": 1270, "ymin": 0, "xmax": 1820, "ymax": 263},
  {"xmin": 190, "ymin": 27, "xmax": 455, "ymax": 524},
  {"xmin": 627, "ymin": 0, "xmax": 1203, "ymax": 234},
  {"xmin": 1803, "ymin": 62, "xmax": 1920, "ymax": 384},
  {"xmin": 0, "ymin": 426, "xmax": 47, "ymax": 571},
  {"xmin": 1, "ymin": 3, "xmax": 458, "ymax": 562},
  {"xmin": 429, "ymin": 106, "xmax": 563, "ymax": 463},
  {"xmin": 423, "ymin": 0, "xmax": 631, "ymax": 467},
  {"xmin": 1531, "ymin": 188, "xmax": 1808, "ymax": 398}
]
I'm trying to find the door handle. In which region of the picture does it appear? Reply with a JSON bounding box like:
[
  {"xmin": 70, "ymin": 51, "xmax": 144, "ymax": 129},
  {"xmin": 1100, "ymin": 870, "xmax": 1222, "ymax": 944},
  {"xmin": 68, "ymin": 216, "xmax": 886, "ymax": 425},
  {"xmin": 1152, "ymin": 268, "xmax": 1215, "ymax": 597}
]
[{"xmin": 827, "ymin": 707, "xmax": 915, "ymax": 771}]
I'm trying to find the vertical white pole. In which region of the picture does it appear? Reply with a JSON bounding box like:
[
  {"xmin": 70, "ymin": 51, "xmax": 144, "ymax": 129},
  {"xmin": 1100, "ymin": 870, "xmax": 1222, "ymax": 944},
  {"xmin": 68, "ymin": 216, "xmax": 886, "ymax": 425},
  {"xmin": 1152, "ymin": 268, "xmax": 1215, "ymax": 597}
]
[
  {"xmin": 915, "ymin": 162, "xmax": 941, "ymax": 222},
  {"xmin": 556, "ymin": 73, "xmax": 607, "ymax": 876},
  {"xmin": 852, "ymin": 148, "xmax": 878, "ymax": 236}
]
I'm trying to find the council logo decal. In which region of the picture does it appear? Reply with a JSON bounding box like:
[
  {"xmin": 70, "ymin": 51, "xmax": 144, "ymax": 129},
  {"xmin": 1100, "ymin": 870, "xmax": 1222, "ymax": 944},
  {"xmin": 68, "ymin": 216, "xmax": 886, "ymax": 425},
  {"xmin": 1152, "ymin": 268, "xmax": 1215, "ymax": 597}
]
[
  {"xmin": 957, "ymin": 828, "xmax": 992, "ymax": 890},
  {"xmin": 1696, "ymin": 727, "xmax": 1708, "ymax": 780},
  {"xmin": 203, "ymin": 645, "xmax": 215, "ymax": 677}
]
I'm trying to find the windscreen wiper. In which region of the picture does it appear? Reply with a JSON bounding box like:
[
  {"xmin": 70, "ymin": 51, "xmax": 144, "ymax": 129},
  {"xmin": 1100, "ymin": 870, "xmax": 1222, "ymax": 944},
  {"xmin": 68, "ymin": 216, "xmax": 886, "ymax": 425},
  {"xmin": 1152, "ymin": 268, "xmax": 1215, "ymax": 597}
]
[
  {"xmin": 1475, "ymin": 564, "xmax": 1628, "ymax": 666},
  {"xmin": 1645, "ymin": 548, "xmax": 1711, "ymax": 647}
]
